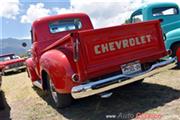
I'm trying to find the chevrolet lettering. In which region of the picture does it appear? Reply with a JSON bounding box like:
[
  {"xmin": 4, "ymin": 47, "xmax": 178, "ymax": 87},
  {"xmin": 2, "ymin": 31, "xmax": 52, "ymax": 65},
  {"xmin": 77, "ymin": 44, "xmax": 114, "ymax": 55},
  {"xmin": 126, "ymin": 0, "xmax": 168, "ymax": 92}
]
[{"xmin": 94, "ymin": 35, "xmax": 151, "ymax": 55}]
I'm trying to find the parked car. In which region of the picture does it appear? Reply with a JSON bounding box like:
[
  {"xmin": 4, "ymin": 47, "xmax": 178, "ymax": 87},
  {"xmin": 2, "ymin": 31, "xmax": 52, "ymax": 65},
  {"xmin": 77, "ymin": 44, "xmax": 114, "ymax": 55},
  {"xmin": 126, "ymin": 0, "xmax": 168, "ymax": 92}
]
[
  {"xmin": 0, "ymin": 64, "xmax": 4, "ymax": 91},
  {"xmin": 26, "ymin": 13, "xmax": 177, "ymax": 108},
  {"xmin": 130, "ymin": 2, "xmax": 180, "ymax": 62},
  {"xmin": 0, "ymin": 53, "xmax": 26, "ymax": 74}
]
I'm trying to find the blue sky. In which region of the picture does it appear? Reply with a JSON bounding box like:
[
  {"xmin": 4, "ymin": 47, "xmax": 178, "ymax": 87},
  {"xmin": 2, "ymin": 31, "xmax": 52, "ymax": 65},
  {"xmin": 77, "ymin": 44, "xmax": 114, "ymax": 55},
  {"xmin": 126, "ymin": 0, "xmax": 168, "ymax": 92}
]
[
  {"xmin": 1, "ymin": 0, "xmax": 70, "ymax": 39},
  {"xmin": 1, "ymin": 0, "xmax": 180, "ymax": 39}
]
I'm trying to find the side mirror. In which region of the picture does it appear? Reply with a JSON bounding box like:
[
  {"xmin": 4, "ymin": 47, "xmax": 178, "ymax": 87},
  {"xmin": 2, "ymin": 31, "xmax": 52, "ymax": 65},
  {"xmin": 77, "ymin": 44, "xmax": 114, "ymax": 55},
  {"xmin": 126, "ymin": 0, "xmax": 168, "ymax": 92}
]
[{"xmin": 22, "ymin": 42, "xmax": 27, "ymax": 47}]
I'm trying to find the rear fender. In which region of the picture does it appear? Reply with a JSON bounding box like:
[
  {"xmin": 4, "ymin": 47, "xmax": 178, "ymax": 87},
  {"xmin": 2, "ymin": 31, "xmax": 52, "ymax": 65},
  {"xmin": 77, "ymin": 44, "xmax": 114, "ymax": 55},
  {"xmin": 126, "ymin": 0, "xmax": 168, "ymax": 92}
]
[
  {"xmin": 40, "ymin": 49, "xmax": 77, "ymax": 93},
  {"xmin": 26, "ymin": 58, "xmax": 39, "ymax": 82}
]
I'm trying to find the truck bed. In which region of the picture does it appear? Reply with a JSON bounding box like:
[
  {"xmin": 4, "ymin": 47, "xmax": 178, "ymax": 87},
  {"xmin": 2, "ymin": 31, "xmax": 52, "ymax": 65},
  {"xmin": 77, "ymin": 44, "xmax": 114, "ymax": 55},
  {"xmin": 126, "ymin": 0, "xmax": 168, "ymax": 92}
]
[{"xmin": 74, "ymin": 20, "xmax": 167, "ymax": 81}]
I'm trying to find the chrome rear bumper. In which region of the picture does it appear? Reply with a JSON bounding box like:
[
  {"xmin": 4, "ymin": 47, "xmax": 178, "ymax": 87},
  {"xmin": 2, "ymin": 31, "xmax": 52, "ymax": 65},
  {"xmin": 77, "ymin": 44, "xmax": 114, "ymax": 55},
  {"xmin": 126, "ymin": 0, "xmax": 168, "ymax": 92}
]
[{"xmin": 71, "ymin": 58, "xmax": 177, "ymax": 99}]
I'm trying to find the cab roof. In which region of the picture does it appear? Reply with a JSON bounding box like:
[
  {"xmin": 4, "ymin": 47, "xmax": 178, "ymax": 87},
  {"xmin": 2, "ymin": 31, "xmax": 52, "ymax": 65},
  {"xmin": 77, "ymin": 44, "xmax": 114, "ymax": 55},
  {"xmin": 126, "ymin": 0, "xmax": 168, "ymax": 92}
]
[
  {"xmin": 131, "ymin": 2, "xmax": 179, "ymax": 17},
  {"xmin": 32, "ymin": 13, "xmax": 90, "ymax": 29},
  {"xmin": 142, "ymin": 2, "xmax": 178, "ymax": 9}
]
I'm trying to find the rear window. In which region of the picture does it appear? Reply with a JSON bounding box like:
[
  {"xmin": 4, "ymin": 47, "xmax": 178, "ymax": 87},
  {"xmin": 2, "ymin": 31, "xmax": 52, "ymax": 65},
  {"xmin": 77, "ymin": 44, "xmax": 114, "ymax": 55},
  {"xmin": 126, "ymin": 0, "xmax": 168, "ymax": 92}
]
[
  {"xmin": 152, "ymin": 7, "xmax": 178, "ymax": 16},
  {"xmin": 49, "ymin": 18, "xmax": 82, "ymax": 33}
]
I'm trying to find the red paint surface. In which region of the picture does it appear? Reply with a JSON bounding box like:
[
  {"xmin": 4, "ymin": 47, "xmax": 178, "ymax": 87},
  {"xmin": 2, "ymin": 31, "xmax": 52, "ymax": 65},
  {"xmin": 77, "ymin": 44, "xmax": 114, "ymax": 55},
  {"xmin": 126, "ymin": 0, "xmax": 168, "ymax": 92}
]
[
  {"xmin": 0, "ymin": 64, "xmax": 4, "ymax": 71},
  {"xmin": 177, "ymin": 48, "xmax": 180, "ymax": 62}
]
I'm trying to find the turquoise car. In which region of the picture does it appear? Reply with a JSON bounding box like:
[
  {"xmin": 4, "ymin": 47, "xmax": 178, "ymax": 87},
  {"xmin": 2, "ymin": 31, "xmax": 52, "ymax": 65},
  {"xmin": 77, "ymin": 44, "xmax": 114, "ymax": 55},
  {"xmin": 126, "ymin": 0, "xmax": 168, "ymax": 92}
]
[{"xmin": 130, "ymin": 2, "xmax": 180, "ymax": 57}]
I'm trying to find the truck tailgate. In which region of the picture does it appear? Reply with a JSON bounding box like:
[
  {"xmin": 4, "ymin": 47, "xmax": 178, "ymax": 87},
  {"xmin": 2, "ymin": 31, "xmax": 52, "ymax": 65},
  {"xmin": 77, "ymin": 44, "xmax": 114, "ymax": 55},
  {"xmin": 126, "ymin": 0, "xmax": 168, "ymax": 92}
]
[{"xmin": 75, "ymin": 20, "xmax": 167, "ymax": 81}]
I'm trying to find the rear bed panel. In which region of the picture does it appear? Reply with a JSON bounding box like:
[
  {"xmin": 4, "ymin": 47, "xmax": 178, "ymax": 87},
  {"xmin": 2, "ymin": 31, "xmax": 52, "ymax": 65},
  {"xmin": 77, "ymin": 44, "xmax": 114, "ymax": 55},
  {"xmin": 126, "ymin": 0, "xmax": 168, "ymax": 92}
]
[{"xmin": 76, "ymin": 20, "xmax": 167, "ymax": 81}]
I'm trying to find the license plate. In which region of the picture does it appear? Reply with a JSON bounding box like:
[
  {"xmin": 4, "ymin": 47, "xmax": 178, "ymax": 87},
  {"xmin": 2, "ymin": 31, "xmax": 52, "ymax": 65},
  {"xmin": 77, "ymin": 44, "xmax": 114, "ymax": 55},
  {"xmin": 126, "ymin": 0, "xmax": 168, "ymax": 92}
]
[{"xmin": 121, "ymin": 61, "xmax": 141, "ymax": 75}]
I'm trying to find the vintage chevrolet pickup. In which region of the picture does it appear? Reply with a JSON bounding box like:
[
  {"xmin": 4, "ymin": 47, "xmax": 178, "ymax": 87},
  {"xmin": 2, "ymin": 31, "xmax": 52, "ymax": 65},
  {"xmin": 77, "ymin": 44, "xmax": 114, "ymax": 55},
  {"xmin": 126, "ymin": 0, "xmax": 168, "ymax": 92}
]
[
  {"xmin": 0, "ymin": 53, "xmax": 26, "ymax": 74},
  {"xmin": 130, "ymin": 2, "xmax": 180, "ymax": 62},
  {"xmin": 26, "ymin": 13, "xmax": 177, "ymax": 108}
]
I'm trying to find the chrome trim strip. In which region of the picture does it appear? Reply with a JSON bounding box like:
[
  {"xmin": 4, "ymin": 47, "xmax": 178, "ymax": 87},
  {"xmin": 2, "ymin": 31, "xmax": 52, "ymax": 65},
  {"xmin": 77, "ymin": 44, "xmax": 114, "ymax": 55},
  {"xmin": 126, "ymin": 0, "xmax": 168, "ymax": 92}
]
[{"xmin": 71, "ymin": 58, "xmax": 177, "ymax": 99}]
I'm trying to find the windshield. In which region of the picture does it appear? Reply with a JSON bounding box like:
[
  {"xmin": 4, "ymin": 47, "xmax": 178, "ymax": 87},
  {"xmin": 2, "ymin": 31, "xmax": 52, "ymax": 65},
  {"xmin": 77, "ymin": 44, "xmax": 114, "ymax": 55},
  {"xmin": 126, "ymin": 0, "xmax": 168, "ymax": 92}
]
[
  {"xmin": 49, "ymin": 18, "xmax": 82, "ymax": 33},
  {"xmin": 152, "ymin": 7, "xmax": 178, "ymax": 16}
]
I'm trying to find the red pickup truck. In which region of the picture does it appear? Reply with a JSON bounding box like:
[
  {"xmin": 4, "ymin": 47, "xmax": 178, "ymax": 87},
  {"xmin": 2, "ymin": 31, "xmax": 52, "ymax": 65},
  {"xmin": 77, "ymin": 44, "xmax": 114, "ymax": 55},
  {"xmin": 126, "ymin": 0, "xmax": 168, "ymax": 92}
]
[
  {"xmin": 26, "ymin": 13, "xmax": 177, "ymax": 108},
  {"xmin": 0, "ymin": 53, "xmax": 26, "ymax": 74}
]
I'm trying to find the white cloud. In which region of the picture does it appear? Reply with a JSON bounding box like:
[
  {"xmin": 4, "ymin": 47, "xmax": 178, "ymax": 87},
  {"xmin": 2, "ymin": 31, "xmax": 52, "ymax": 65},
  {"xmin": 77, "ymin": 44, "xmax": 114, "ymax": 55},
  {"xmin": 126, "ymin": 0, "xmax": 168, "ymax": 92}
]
[
  {"xmin": 21, "ymin": 0, "xmax": 180, "ymax": 27},
  {"xmin": 0, "ymin": 0, "xmax": 20, "ymax": 19},
  {"xmin": 21, "ymin": 3, "xmax": 50, "ymax": 23},
  {"xmin": 53, "ymin": 0, "xmax": 144, "ymax": 28},
  {"xmin": 53, "ymin": 0, "xmax": 180, "ymax": 28}
]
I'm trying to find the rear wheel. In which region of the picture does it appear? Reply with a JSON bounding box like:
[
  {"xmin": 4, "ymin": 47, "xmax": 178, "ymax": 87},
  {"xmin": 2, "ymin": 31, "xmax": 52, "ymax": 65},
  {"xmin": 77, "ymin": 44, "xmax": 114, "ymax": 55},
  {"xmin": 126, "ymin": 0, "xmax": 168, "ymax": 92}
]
[{"xmin": 47, "ymin": 75, "xmax": 73, "ymax": 108}]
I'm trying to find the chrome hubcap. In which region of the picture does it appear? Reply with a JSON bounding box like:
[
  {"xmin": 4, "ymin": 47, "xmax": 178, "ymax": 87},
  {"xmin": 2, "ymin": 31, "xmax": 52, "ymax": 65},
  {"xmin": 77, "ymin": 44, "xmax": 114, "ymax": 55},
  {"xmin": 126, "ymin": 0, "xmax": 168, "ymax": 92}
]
[{"xmin": 49, "ymin": 79, "xmax": 58, "ymax": 103}]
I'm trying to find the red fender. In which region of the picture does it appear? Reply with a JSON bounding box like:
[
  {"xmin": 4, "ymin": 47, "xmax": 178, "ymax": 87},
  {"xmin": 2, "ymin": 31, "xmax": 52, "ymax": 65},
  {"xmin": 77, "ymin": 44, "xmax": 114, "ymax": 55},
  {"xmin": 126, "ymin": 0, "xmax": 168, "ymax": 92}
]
[
  {"xmin": 40, "ymin": 49, "xmax": 78, "ymax": 94},
  {"xmin": 0, "ymin": 63, "xmax": 5, "ymax": 71},
  {"xmin": 26, "ymin": 58, "xmax": 39, "ymax": 82}
]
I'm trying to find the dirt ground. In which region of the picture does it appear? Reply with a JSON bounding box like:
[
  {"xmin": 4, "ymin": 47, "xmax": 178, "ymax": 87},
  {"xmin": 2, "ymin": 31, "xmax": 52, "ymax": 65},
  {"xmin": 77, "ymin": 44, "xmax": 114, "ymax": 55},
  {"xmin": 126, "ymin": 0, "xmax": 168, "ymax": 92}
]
[{"xmin": 0, "ymin": 67, "xmax": 180, "ymax": 120}]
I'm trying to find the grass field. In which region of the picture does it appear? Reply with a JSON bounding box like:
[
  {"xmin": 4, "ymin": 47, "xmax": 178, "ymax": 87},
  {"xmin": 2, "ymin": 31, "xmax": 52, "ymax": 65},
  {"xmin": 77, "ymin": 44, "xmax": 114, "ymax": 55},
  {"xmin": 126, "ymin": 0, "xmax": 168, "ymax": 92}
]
[{"xmin": 0, "ymin": 67, "xmax": 180, "ymax": 120}]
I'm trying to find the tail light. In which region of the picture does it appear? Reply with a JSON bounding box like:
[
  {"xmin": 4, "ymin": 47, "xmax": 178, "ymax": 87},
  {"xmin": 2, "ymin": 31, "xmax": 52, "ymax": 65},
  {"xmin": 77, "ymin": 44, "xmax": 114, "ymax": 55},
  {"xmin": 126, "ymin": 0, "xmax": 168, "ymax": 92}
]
[{"xmin": 72, "ymin": 73, "xmax": 80, "ymax": 82}]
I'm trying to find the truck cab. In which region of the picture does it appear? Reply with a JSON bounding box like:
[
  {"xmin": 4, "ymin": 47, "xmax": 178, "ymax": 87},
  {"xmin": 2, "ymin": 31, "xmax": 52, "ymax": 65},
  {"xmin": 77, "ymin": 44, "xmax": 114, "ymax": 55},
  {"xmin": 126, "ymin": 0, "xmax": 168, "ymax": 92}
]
[
  {"xmin": 29, "ymin": 13, "xmax": 93, "ymax": 81},
  {"xmin": 130, "ymin": 2, "xmax": 180, "ymax": 58}
]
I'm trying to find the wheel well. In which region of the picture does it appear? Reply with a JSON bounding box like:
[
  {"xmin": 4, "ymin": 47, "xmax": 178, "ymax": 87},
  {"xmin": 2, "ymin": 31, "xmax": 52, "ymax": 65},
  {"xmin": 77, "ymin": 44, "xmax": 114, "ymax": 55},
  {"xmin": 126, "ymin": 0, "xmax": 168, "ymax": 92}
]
[
  {"xmin": 170, "ymin": 42, "xmax": 180, "ymax": 51},
  {"xmin": 41, "ymin": 70, "xmax": 49, "ymax": 90},
  {"xmin": 170, "ymin": 42, "xmax": 180, "ymax": 57}
]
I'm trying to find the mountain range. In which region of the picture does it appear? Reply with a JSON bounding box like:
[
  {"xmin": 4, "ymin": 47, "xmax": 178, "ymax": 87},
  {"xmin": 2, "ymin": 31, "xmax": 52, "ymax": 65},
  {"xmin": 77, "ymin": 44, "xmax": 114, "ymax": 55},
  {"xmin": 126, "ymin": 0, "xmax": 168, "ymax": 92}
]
[{"xmin": 0, "ymin": 38, "xmax": 32, "ymax": 55}]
